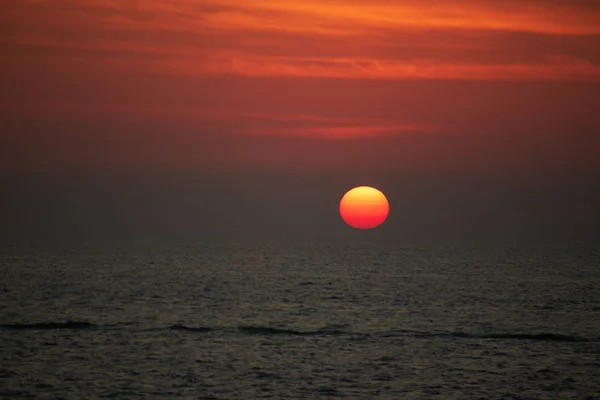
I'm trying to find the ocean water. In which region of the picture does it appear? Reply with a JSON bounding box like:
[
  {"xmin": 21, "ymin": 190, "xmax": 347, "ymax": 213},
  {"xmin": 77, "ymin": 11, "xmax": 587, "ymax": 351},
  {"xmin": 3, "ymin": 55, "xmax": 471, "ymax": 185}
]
[{"xmin": 1, "ymin": 242, "xmax": 599, "ymax": 399}]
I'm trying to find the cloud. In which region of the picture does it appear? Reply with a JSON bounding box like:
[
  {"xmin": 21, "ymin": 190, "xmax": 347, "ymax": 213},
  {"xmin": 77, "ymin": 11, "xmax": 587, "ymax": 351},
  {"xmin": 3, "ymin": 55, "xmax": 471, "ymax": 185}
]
[
  {"xmin": 2, "ymin": 0, "xmax": 599, "ymax": 81},
  {"xmin": 197, "ymin": 0, "xmax": 600, "ymax": 35}
]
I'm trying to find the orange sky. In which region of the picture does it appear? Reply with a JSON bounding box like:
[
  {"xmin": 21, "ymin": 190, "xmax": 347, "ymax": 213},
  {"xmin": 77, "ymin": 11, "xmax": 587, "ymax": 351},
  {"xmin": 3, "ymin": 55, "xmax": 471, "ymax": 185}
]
[
  {"xmin": 1, "ymin": 0, "xmax": 600, "ymax": 242},
  {"xmin": 1, "ymin": 0, "xmax": 599, "ymax": 172},
  {"xmin": 4, "ymin": 0, "xmax": 600, "ymax": 80}
]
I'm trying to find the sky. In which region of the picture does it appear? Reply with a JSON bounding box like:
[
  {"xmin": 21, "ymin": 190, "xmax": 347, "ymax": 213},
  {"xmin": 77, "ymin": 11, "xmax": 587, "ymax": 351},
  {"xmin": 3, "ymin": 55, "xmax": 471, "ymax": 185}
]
[{"xmin": 1, "ymin": 0, "xmax": 599, "ymax": 243}]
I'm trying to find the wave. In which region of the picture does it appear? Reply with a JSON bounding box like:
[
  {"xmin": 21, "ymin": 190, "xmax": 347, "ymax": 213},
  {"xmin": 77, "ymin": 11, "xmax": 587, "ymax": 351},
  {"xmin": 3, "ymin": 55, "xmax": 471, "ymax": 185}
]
[
  {"xmin": 0, "ymin": 321, "xmax": 592, "ymax": 342},
  {"xmin": 238, "ymin": 326, "xmax": 346, "ymax": 336},
  {"xmin": 475, "ymin": 333, "xmax": 586, "ymax": 342},
  {"xmin": 435, "ymin": 331, "xmax": 588, "ymax": 342},
  {"xmin": 0, "ymin": 321, "xmax": 96, "ymax": 330},
  {"xmin": 385, "ymin": 330, "xmax": 590, "ymax": 342},
  {"xmin": 168, "ymin": 324, "xmax": 213, "ymax": 333}
]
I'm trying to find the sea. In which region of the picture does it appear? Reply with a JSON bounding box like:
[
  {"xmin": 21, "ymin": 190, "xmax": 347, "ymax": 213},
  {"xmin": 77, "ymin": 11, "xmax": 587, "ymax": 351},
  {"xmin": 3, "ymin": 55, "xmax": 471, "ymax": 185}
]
[{"xmin": 1, "ymin": 242, "xmax": 599, "ymax": 399}]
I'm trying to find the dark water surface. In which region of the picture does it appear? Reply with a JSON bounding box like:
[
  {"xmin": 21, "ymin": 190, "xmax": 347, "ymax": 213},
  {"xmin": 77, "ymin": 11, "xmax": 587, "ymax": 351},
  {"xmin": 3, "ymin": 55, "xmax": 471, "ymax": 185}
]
[{"xmin": 1, "ymin": 243, "xmax": 599, "ymax": 399}]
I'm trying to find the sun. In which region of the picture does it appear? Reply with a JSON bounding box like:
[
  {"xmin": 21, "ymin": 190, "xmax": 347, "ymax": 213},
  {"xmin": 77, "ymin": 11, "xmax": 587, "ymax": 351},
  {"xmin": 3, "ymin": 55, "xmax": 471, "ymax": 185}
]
[{"xmin": 339, "ymin": 186, "xmax": 389, "ymax": 229}]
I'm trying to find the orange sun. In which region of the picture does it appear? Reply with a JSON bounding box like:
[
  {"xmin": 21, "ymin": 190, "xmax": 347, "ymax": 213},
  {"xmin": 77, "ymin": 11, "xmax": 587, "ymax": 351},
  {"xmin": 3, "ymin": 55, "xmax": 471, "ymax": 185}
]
[{"xmin": 339, "ymin": 186, "xmax": 390, "ymax": 229}]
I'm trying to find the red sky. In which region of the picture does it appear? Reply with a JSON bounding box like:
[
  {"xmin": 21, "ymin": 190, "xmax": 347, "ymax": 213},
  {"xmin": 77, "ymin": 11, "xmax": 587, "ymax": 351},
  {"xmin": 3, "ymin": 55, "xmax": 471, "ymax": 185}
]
[
  {"xmin": 1, "ymin": 1, "xmax": 600, "ymax": 242},
  {"xmin": 2, "ymin": 0, "xmax": 599, "ymax": 174}
]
